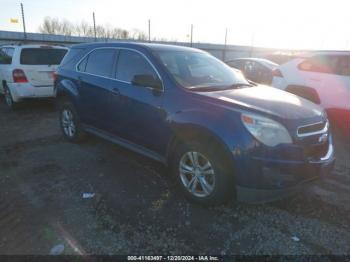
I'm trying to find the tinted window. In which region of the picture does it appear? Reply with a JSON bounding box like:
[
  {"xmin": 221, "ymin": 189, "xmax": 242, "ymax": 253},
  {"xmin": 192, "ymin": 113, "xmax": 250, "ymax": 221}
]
[
  {"xmin": 0, "ymin": 48, "xmax": 14, "ymax": 64},
  {"xmin": 60, "ymin": 48, "xmax": 84, "ymax": 67},
  {"xmin": 116, "ymin": 50, "xmax": 158, "ymax": 82},
  {"xmin": 20, "ymin": 48, "xmax": 67, "ymax": 65},
  {"xmin": 298, "ymin": 55, "xmax": 338, "ymax": 74},
  {"xmin": 227, "ymin": 60, "xmax": 243, "ymax": 69},
  {"xmin": 77, "ymin": 56, "xmax": 88, "ymax": 72},
  {"xmin": 337, "ymin": 56, "xmax": 350, "ymax": 76},
  {"xmin": 244, "ymin": 61, "xmax": 256, "ymax": 74},
  {"xmin": 85, "ymin": 49, "xmax": 116, "ymax": 77}
]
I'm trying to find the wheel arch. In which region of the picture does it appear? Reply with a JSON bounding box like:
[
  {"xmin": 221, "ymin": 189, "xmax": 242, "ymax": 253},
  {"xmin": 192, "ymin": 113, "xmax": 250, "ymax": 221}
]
[
  {"xmin": 286, "ymin": 85, "xmax": 321, "ymax": 104},
  {"xmin": 166, "ymin": 124, "xmax": 236, "ymax": 174},
  {"xmin": 55, "ymin": 79, "xmax": 80, "ymax": 107}
]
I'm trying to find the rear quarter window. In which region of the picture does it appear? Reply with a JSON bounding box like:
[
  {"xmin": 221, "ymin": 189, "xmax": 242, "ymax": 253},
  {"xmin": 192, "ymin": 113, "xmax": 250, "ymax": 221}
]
[
  {"xmin": 60, "ymin": 48, "xmax": 85, "ymax": 68},
  {"xmin": 0, "ymin": 47, "xmax": 15, "ymax": 65},
  {"xmin": 20, "ymin": 48, "xmax": 68, "ymax": 65}
]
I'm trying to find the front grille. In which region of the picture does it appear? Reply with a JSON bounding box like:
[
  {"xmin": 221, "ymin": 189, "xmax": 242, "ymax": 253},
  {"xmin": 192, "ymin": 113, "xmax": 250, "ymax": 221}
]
[
  {"xmin": 304, "ymin": 141, "xmax": 329, "ymax": 159},
  {"xmin": 297, "ymin": 121, "xmax": 328, "ymax": 137}
]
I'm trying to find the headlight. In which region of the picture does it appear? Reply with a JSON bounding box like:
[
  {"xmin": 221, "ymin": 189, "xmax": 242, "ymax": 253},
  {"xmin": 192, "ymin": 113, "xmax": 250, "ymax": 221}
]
[{"xmin": 241, "ymin": 113, "xmax": 292, "ymax": 147}]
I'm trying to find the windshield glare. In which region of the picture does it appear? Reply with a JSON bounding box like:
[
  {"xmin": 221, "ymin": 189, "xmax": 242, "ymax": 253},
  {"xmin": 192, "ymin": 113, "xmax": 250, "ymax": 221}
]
[{"xmin": 155, "ymin": 50, "xmax": 249, "ymax": 89}]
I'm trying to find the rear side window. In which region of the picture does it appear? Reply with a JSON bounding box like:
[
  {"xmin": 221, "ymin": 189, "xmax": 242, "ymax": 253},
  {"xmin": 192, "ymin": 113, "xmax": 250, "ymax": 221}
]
[
  {"xmin": 227, "ymin": 60, "xmax": 243, "ymax": 69},
  {"xmin": 20, "ymin": 48, "xmax": 68, "ymax": 65},
  {"xmin": 298, "ymin": 55, "xmax": 338, "ymax": 74},
  {"xmin": 84, "ymin": 49, "xmax": 116, "ymax": 77},
  {"xmin": 116, "ymin": 50, "xmax": 158, "ymax": 82},
  {"xmin": 337, "ymin": 56, "xmax": 350, "ymax": 76},
  {"xmin": 0, "ymin": 47, "xmax": 14, "ymax": 64}
]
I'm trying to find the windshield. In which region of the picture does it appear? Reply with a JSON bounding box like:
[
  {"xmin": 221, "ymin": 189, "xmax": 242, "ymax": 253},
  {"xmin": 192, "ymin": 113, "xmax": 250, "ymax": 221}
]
[{"xmin": 155, "ymin": 50, "xmax": 250, "ymax": 90}]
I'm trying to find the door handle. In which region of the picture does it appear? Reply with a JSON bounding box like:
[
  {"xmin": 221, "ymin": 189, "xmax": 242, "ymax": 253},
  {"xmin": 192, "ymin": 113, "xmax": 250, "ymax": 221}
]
[{"xmin": 111, "ymin": 88, "xmax": 120, "ymax": 96}]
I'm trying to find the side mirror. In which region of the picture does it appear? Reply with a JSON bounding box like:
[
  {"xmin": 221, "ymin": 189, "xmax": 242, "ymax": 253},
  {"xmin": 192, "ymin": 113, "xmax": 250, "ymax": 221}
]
[{"xmin": 131, "ymin": 74, "xmax": 162, "ymax": 90}]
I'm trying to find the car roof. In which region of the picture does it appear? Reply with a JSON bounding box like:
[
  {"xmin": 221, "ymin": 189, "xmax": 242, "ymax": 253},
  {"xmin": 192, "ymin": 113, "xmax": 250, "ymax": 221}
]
[
  {"xmin": 1, "ymin": 44, "xmax": 68, "ymax": 49},
  {"xmin": 303, "ymin": 50, "xmax": 350, "ymax": 57},
  {"xmin": 71, "ymin": 42, "xmax": 204, "ymax": 53},
  {"xmin": 226, "ymin": 57, "xmax": 278, "ymax": 68},
  {"xmin": 227, "ymin": 57, "xmax": 276, "ymax": 63}
]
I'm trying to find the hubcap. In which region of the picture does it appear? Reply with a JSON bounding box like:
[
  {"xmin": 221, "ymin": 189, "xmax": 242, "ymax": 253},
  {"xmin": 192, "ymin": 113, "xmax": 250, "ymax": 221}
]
[
  {"xmin": 61, "ymin": 109, "xmax": 76, "ymax": 138},
  {"xmin": 179, "ymin": 151, "xmax": 215, "ymax": 198}
]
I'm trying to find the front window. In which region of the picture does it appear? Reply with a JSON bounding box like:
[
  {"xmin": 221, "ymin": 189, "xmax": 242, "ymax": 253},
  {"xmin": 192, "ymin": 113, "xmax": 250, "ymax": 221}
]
[
  {"xmin": 116, "ymin": 50, "xmax": 158, "ymax": 83},
  {"xmin": 154, "ymin": 50, "xmax": 250, "ymax": 90}
]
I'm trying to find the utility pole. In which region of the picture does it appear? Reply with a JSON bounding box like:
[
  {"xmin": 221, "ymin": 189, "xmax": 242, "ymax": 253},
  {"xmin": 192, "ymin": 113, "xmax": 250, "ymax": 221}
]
[
  {"xmin": 93, "ymin": 12, "xmax": 97, "ymax": 41},
  {"xmin": 190, "ymin": 24, "xmax": 193, "ymax": 47},
  {"xmin": 250, "ymin": 32, "xmax": 255, "ymax": 57},
  {"xmin": 148, "ymin": 19, "xmax": 151, "ymax": 42},
  {"xmin": 20, "ymin": 3, "xmax": 27, "ymax": 40},
  {"xmin": 223, "ymin": 28, "xmax": 228, "ymax": 61}
]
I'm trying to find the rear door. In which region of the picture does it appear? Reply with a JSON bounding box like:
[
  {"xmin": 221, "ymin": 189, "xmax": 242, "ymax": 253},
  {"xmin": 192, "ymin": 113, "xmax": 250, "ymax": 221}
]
[
  {"xmin": 323, "ymin": 55, "xmax": 350, "ymax": 110},
  {"xmin": 76, "ymin": 48, "xmax": 118, "ymax": 131},
  {"xmin": 0, "ymin": 47, "xmax": 14, "ymax": 93},
  {"xmin": 19, "ymin": 47, "xmax": 67, "ymax": 87},
  {"xmin": 297, "ymin": 55, "xmax": 339, "ymax": 107}
]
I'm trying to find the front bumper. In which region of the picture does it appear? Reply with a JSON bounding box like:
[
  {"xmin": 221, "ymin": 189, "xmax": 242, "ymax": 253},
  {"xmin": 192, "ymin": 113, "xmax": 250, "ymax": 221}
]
[
  {"xmin": 7, "ymin": 82, "xmax": 55, "ymax": 102},
  {"xmin": 235, "ymin": 136, "xmax": 335, "ymax": 203}
]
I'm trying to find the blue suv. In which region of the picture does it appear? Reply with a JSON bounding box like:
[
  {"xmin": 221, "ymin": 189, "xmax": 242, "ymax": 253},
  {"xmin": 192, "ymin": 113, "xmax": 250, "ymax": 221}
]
[{"xmin": 55, "ymin": 42, "xmax": 335, "ymax": 205}]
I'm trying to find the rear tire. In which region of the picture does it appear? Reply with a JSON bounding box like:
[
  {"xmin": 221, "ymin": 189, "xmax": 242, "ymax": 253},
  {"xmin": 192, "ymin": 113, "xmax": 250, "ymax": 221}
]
[
  {"xmin": 58, "ymin": 100, "xmax": 86, "ymax": 143},
  {"xmin": 171, "ymin": 140, "xmax": 236, "ymax": 206},
  {"xmin": 3, "ymin": 85, "xmax": 19, "ymax": 110}
]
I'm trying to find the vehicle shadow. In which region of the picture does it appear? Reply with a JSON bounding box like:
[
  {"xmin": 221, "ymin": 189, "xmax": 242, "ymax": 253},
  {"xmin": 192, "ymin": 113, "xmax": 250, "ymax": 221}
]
[{"xmin": 0, "ymin": 95, "xmax": 56, "ymax": 114}]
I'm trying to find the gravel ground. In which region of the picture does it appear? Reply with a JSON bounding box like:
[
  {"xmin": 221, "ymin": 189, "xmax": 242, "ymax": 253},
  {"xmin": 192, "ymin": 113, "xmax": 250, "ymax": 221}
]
[{"xmin": 0, "ymin": 98, "xmax": 349, "ymax": 255}]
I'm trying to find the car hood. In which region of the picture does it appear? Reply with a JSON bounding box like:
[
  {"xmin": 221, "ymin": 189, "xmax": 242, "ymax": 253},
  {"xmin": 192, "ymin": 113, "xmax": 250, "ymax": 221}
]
[{"xmin": 196, "ymin": 85, "xmax": 324, "ymax": 121}]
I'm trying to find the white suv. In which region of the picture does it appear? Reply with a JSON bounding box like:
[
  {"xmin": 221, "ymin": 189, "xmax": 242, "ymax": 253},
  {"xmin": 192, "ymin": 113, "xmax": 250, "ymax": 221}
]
[
  {"xmin": 272, "ymin": 51, "xmax": 350, "ymax": 133},
  {"xmin": 0, "ymin": 44, "xmax": 68, "ymax": 109}
]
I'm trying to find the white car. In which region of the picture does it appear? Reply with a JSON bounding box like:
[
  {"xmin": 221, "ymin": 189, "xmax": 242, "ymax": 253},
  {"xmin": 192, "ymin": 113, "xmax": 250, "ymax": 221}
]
[
  {"xmin": 272, "ymin": 51, "xmax": 350, "ymax": 134},
  {"xmin": 0, "ymin": 44, "xmax": 68, "ymax": 109}
]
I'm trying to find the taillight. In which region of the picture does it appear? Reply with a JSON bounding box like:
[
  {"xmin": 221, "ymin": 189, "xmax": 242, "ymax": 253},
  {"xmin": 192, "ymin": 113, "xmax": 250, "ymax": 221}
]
[
  {"xmin": 272, "ymin": 68, "xmax": 283, "ymax": 78},
  {"xmin": 53, "ymin": 71, "xmax": 58, "ymax": 82},
  {"xmin": 12, "ymin": 69, "xmax": 28, "ymax": 83}
]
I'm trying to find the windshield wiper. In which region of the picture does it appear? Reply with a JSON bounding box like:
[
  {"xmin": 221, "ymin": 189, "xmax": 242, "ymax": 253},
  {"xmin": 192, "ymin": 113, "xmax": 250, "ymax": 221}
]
[
  {"xmin": 226, "ymin": 83, "xmax": 253, "ymax": 89},
  {"xmin": 188, "ymin": 83, "xmax": 253, "ymax": 92}
]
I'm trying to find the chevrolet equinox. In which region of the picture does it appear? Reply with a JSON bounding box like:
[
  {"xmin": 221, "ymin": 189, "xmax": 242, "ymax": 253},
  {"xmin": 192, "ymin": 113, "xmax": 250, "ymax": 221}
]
[{"xmin": 55, "ymin": 43, "xmax": 335, "ymax": 205}]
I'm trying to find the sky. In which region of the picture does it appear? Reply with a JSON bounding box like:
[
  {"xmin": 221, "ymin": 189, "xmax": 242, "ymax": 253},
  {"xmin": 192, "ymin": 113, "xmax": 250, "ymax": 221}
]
[{"xmin": 0, "ymin": 0, "xmax": 350, "ymax": 50}]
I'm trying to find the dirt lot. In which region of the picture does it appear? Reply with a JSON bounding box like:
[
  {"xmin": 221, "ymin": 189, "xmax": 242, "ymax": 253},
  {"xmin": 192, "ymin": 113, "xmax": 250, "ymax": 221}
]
[{"xmin": 0, "ymin": 98, "xmax": 350, "ymax": 255}]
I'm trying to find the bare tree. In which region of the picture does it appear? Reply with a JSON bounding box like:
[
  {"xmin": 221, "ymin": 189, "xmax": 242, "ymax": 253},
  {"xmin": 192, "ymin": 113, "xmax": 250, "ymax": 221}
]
[{"xmin": 38, "ymin": 17, "xmax": 148, "ymax": 40}]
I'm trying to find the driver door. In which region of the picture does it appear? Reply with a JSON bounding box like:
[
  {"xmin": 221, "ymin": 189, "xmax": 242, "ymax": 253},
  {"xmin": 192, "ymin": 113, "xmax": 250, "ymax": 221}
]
[{"xmin": 109, "ymin": 49, "xmax": 167, "ymax": 154}]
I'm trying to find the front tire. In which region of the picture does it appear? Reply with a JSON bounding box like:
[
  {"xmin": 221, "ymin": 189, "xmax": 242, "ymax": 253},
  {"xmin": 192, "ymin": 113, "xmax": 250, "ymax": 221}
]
[
  {"xmin": 171, "ymin": 141, "xmax": 236, "ymax": 206},
  {"xmin": 59, "ymin": 100, "xmax": 86, "ymax": 143}
]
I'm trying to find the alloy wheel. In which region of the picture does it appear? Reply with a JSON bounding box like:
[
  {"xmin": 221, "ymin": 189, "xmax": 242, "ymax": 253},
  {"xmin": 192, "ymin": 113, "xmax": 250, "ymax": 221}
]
[
  {"xmin": 179, "ymin": 151, "xmax": 216, "ymax": 198},
  {"xmin": 61, "ymin": 109, "xmax": 76, "ymax": 138}
]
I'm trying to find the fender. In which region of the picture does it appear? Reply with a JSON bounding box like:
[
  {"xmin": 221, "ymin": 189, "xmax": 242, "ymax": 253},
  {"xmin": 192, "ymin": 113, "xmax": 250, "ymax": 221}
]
[
  {"xmin": 56, "ymin": 78, "xmax": 80, "ymax": 107},
  {"xmin": 165, "ymin": 106, "xmax": 249, "ymax": 168}
]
